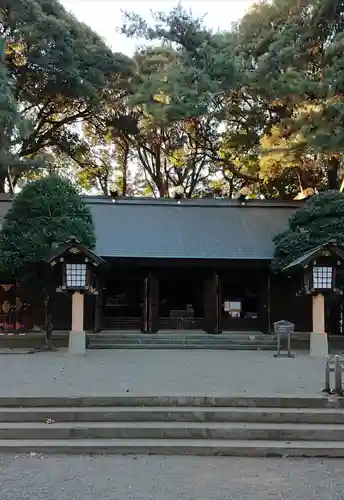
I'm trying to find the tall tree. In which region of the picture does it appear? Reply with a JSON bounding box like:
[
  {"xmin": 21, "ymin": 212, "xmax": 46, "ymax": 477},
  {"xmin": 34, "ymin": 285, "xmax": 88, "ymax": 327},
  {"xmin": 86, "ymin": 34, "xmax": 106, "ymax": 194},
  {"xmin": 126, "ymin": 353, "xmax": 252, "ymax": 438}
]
[
  {"xmin": 120, "ymin": 7, "xmax": 241, "ymax": 197},
  {"xmin": 0, "ymin": 35, "xmax": 35, "ymax": 192},
  {"xmin": 238, "ymin": 0, "xmax": 344, "ymax": 193},
  {"xmin": 0, "ymin": 36, "xmax": 17, "ymax": 192},
  {"xmin": 1, "ymin": 0, "xmax": 134, "ymax": 192}
]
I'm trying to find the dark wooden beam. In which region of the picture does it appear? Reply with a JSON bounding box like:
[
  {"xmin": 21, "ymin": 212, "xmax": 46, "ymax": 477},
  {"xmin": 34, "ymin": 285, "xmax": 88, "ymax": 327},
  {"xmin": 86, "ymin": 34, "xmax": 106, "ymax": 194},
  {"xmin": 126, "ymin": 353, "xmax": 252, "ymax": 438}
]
[{"xmin": 148, "ymin": 273, "xmax": 159, "ymax": 333}]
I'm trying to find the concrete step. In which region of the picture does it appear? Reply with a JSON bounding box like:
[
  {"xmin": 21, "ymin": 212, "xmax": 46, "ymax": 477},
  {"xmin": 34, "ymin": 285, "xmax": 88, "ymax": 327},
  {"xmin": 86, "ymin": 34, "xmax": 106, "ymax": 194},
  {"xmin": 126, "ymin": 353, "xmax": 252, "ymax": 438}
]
[
  {"xmin": 1, "ymin": 406, "xmax": 344, "ymax": 424},
  {"xmin": 90, "ymin": 335, "xmax": 276, "ymax": 343},
  {"xmin": 98, "ymin": 330, "xmax": 267, "ymax": 335},
  {"xmin": 88, "ymin": 343, "xmax": 276, "ymax": 350},
  {"xmin": 0, "ymin": 438, "xmax": 344, "ymax": 457},
  {"xmin": 0, "ymin": 396, "xmax": 339, "ymax": 409},
  {"xmin": 88, "ymin": 332, "xmax": 277, "ymax": 351},
  {"xmin": 92, "ymin": 333, "xmax": 275, "ymax": 340},
  {"xmin": 1, "ymin": 421, "xmax": 344, "ymax": 441},
  {"xmin": 89, "ymin": 341, "xmax": 277, "ymax": 348},
  {"xmin": 89, "ymin": 339, "xmax": 277, "ymax": 346},
  {"xmin": 0, "ymin": 396, "xmax": 343, "ymax": 457}
]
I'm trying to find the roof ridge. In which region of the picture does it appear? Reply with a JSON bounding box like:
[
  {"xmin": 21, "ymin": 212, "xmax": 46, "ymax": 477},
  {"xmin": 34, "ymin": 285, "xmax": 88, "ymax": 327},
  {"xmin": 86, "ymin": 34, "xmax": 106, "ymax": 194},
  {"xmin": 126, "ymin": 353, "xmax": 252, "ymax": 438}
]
[{"xmin": 83, "ymin": 196, "xmax": 301, "ymax": 208}]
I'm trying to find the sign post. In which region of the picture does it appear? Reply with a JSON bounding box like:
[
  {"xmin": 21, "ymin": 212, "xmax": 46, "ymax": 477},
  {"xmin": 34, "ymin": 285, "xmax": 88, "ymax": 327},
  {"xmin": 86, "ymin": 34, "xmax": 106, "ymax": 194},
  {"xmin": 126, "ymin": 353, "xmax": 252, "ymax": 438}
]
[{"xmin": 274, "ymin": 320, "xmax": 295, "ymax": 358}]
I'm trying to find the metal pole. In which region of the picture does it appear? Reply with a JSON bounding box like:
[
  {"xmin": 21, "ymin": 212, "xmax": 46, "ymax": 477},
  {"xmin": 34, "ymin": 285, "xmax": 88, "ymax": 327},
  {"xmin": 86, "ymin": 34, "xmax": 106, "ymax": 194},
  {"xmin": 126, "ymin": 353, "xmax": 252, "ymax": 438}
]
[
  {"xmin": 276, "ymin": 331, "xmax": 281, "ymax": 356},
  {"xmin": 334, "ymin": 355, "xmax": 342, "ymax": 394}
]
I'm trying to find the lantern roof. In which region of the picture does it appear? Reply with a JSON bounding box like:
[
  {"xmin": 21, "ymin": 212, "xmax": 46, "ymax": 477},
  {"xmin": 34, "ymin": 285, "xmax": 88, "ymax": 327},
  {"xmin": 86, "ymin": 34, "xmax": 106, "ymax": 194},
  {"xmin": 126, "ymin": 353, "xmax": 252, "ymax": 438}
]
[
  {"xmin": 44, "ymin": 237, "xmax": 105, "ymax": 267},
  {"xmin": 282, "ymin": 241, "xmax": 344, "ymax": 272}
]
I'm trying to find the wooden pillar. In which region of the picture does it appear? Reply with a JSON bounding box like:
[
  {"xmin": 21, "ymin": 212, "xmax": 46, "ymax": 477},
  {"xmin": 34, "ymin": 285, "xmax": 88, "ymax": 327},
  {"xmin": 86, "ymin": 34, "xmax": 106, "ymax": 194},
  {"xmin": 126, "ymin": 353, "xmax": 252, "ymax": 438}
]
[
  {"xmin": 93, "ymin": 274, "xmax": 104, "ymax": 332},
  {"xmin": 312, "ymin": 294, "xmax": 325, "ymax": 333},
  {"xmin": 258, "ymin": 269, "xmax": 270, "ymax": 333},
  {"xmin": 141, "ymin": 276, "xmax": 149, "ymax": 333},
  {"xmin": 94, "ymin": 290, "xmax": 103, "ymax": 332},
  {"xmin": 204, "ymin": 272, "xmax": 220, "ymax": 334},
  {"xmin": 148, "ymin": 273, "xmax": 159, "ymax": 333},
  {"xmin": 310, "ymin": 293, "xmax": 328, "ymax": 357},
  {"xmin": 71, "ymin": 291, "xmax": 84, "ymax": 332},
  {"xmin": 267, "ymin": 272, "xmax": 271, "ymax": 333},
  {"xmin": 69, "ymin": 291, "xmax": 86, "ymax": 355}
]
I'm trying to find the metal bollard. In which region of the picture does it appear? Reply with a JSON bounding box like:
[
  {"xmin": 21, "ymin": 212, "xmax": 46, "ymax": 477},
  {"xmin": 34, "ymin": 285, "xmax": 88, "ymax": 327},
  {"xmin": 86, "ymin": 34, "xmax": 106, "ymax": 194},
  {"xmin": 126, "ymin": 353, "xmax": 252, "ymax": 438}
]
[
  {"xmin": 334, "ymin": 355, "xmax": 344, "ymax": 396},
  {"xmin": 323, "ymin": 356, "xmax": 331, "ymax": 393},
  {"xmin": 276, "ymin": 330, "xmax": 281, "ymax": 356}
]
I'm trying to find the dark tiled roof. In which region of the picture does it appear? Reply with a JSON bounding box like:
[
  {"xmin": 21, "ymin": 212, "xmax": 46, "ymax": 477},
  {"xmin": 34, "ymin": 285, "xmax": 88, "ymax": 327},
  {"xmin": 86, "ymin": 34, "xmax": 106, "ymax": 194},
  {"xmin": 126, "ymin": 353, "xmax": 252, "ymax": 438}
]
[
  {"xmin": 45, "ymin": 238, "xmax": 105, "ymax": 266},
  {"xmin": 282, "ymin": 242, "xmax": 344, "ymax": 271},
  {"xmin": 0, "ymin": 195, "xmax": 300, "ymax": 260},
  {"xmin": 88, "ymin": 197, "xmax": 299, "ymax": 260}
]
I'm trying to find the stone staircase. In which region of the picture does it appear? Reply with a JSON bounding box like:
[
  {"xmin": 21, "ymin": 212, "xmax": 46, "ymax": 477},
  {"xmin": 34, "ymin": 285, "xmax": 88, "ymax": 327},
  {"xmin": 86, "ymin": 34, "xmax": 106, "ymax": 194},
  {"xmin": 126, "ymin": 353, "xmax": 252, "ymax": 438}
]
[
  {"xmin": 1, "ymin": 395, "xmax": 344, "ymax": 456},
  {"xmin": 88, "ymin": 331, "xmax": 277, "ymax": 350}
]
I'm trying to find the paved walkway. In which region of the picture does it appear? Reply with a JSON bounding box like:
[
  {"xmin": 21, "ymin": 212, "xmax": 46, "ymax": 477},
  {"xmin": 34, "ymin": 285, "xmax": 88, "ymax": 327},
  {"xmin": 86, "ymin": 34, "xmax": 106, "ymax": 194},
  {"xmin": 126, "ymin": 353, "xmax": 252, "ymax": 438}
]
[
  {"xmin": 0, "ymin": 349, "xmax": 326, "ymax": 397},
  {"xmin": 1, "ymin": 455, "xmax": 343, "ymax": 500}
]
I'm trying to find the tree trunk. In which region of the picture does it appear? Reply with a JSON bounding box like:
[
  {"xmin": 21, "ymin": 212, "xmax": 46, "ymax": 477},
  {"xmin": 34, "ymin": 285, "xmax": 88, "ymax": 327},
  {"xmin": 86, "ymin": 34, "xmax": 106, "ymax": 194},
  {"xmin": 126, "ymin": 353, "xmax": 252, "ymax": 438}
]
[
  {"xmin": 327, "ymin": 156, "xmax": 340, "ymax": 190},
  {"xmin": 158, "ymin": 182, "xmax": 168, "ymax": 197},
  {"xmin": 122, "ymin": 142, "xmax": 129, "ymax": 196},
  {"xmin": 0, "ymin": 173, "xmax": 6, "ymax": 194},
  {"xmin": 0, "ymin": 129, "xmax": 8, "ymax": 193}
]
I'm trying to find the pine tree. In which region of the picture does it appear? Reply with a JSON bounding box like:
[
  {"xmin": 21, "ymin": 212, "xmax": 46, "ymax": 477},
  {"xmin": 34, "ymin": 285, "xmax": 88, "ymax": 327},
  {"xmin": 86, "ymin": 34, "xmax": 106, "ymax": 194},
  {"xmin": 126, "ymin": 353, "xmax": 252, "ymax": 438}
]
[
  {"xmin": 0, "ymin": 175, "xmax": 95, "ymax": 344},
  {"xmin": 273, "ymin": 191, "xmax": 344, "ymax": 269},
  {"xmin": 0, "ymin": 36, "xmax": 20, "ymax": 192}
]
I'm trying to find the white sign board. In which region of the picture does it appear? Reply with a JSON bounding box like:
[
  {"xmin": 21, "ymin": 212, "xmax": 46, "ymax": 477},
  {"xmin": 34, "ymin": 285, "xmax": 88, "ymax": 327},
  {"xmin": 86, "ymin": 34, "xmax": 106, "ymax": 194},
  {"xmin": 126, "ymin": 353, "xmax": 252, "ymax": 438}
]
[{"xmin": 230, "ymin": 301, "xmax": 241, "ymax": 311}]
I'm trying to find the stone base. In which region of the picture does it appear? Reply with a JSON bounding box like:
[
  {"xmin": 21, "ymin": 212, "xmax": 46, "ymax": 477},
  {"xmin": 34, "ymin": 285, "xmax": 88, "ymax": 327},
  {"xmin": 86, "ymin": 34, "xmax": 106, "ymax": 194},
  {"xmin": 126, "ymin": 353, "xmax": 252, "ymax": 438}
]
[
  {"xmin": 309, "ymin": 332, "xmax": 328, "ymax": 358},
  {"xmin": 68, "ymin": 330, "xmax": 86, "ymax": 356}
]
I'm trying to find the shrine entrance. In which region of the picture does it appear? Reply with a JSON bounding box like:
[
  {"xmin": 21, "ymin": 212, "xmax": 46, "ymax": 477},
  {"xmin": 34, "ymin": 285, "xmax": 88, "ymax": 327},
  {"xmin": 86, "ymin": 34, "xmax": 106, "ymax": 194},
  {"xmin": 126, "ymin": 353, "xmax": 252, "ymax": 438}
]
[
  {"xmin": 103, "ymin": 277, "xmax": 144, "ymax": 330},
  {"xmin": 158, "ymin": 271, "xmax": 205, "ymax": 330}
]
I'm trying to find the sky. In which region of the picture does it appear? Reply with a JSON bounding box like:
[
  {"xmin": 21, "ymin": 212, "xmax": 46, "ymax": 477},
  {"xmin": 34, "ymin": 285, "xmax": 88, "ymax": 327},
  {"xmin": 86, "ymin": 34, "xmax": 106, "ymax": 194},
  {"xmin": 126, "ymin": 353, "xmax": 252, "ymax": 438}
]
[{"xmin": 59, "ymin": 0, "xmax": 257, "ymax": 55}]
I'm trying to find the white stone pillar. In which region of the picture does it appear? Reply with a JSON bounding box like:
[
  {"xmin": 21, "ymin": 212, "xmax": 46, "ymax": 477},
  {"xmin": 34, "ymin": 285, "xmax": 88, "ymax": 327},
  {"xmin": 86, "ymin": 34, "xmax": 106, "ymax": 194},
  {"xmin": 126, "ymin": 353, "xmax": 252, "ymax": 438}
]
[
  {"xmin": 310, "ymin": 293, "xmax": 328, "ymax": 357},
  {"xmin": 68, "ymin": 291, "xmax": 86, "ymax": 355}
]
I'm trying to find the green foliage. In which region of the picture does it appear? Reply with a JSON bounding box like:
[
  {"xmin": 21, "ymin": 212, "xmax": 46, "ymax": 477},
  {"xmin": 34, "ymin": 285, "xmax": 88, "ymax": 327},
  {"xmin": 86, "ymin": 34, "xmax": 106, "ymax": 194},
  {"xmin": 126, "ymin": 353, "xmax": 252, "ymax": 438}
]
[
  {"xmin": 122, "ymin": 6, "xmax": 240, "ymax": 122},
  {"xmin": 273, "ymin": 191, "xmax": 344, "ymax": 269},
  {"xmin": 240, "ymin": 0, "xmax": 344, "ymax": 191},
  {"xmin": 3, "ymin": 0, "xmax": 344, "ymax": 198},
  {"xmin": 1, "ymin": 0, "xmax": 134, "ymax": 191},
  {"xmin": 0, "ymin": 42, "xmax": 18, "ymax": 141},
  {"xmin": 0, "ymin": 35, "xmax": 25, "ymax": 191},
  {"xmin": 0, "ymin": 176, "xmax": 95, "ymax": 280},
  {"xmin": 119, "ymin": 7, "xmax": 242, "ymax": 197}
]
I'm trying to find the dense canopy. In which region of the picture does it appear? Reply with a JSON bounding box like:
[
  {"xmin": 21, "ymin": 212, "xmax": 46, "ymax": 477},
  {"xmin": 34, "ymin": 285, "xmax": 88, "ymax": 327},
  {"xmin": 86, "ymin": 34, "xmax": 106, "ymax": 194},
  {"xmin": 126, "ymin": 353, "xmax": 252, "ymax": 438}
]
[
  {"xmin": 0, "ymin": 175, "xmax": 95, "ymax": 280},
  {"xmin": 273, "ymin": 191, "xmax": 344, "ymax": 269},
  {"xmin": 1, "ymin": 0, "xmax": 344, "ymax": 199}
]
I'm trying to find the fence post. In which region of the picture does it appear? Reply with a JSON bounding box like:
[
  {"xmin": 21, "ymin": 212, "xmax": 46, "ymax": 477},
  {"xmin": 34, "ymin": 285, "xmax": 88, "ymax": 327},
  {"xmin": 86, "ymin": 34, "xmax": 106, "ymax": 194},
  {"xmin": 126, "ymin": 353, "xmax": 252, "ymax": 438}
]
[
  {"xmin": 334, "ymin": 355, "xmax": 343, "ymax": 395},
  {"xmin": 276, "ymin": 330, "xmax": 281, "ymax": 356},
  {"xmin": 323, "ymin": 356, "xmax": 331, "ymax": 393},
  {"xmin": 287, "ymin": 329, "xmax": 291, "ymax": 357}
]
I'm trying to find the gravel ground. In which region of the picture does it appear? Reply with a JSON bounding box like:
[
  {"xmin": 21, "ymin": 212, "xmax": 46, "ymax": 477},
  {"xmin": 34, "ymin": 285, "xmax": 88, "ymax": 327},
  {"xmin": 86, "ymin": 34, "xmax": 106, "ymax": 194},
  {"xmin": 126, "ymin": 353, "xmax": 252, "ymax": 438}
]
[
  {"xmin": 0, "ymin": 349, "xmax": 325, "ymax": 397},
  {"xmin": 0, "ymin": 454, "xmax": 343, "ymax": 500}
]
